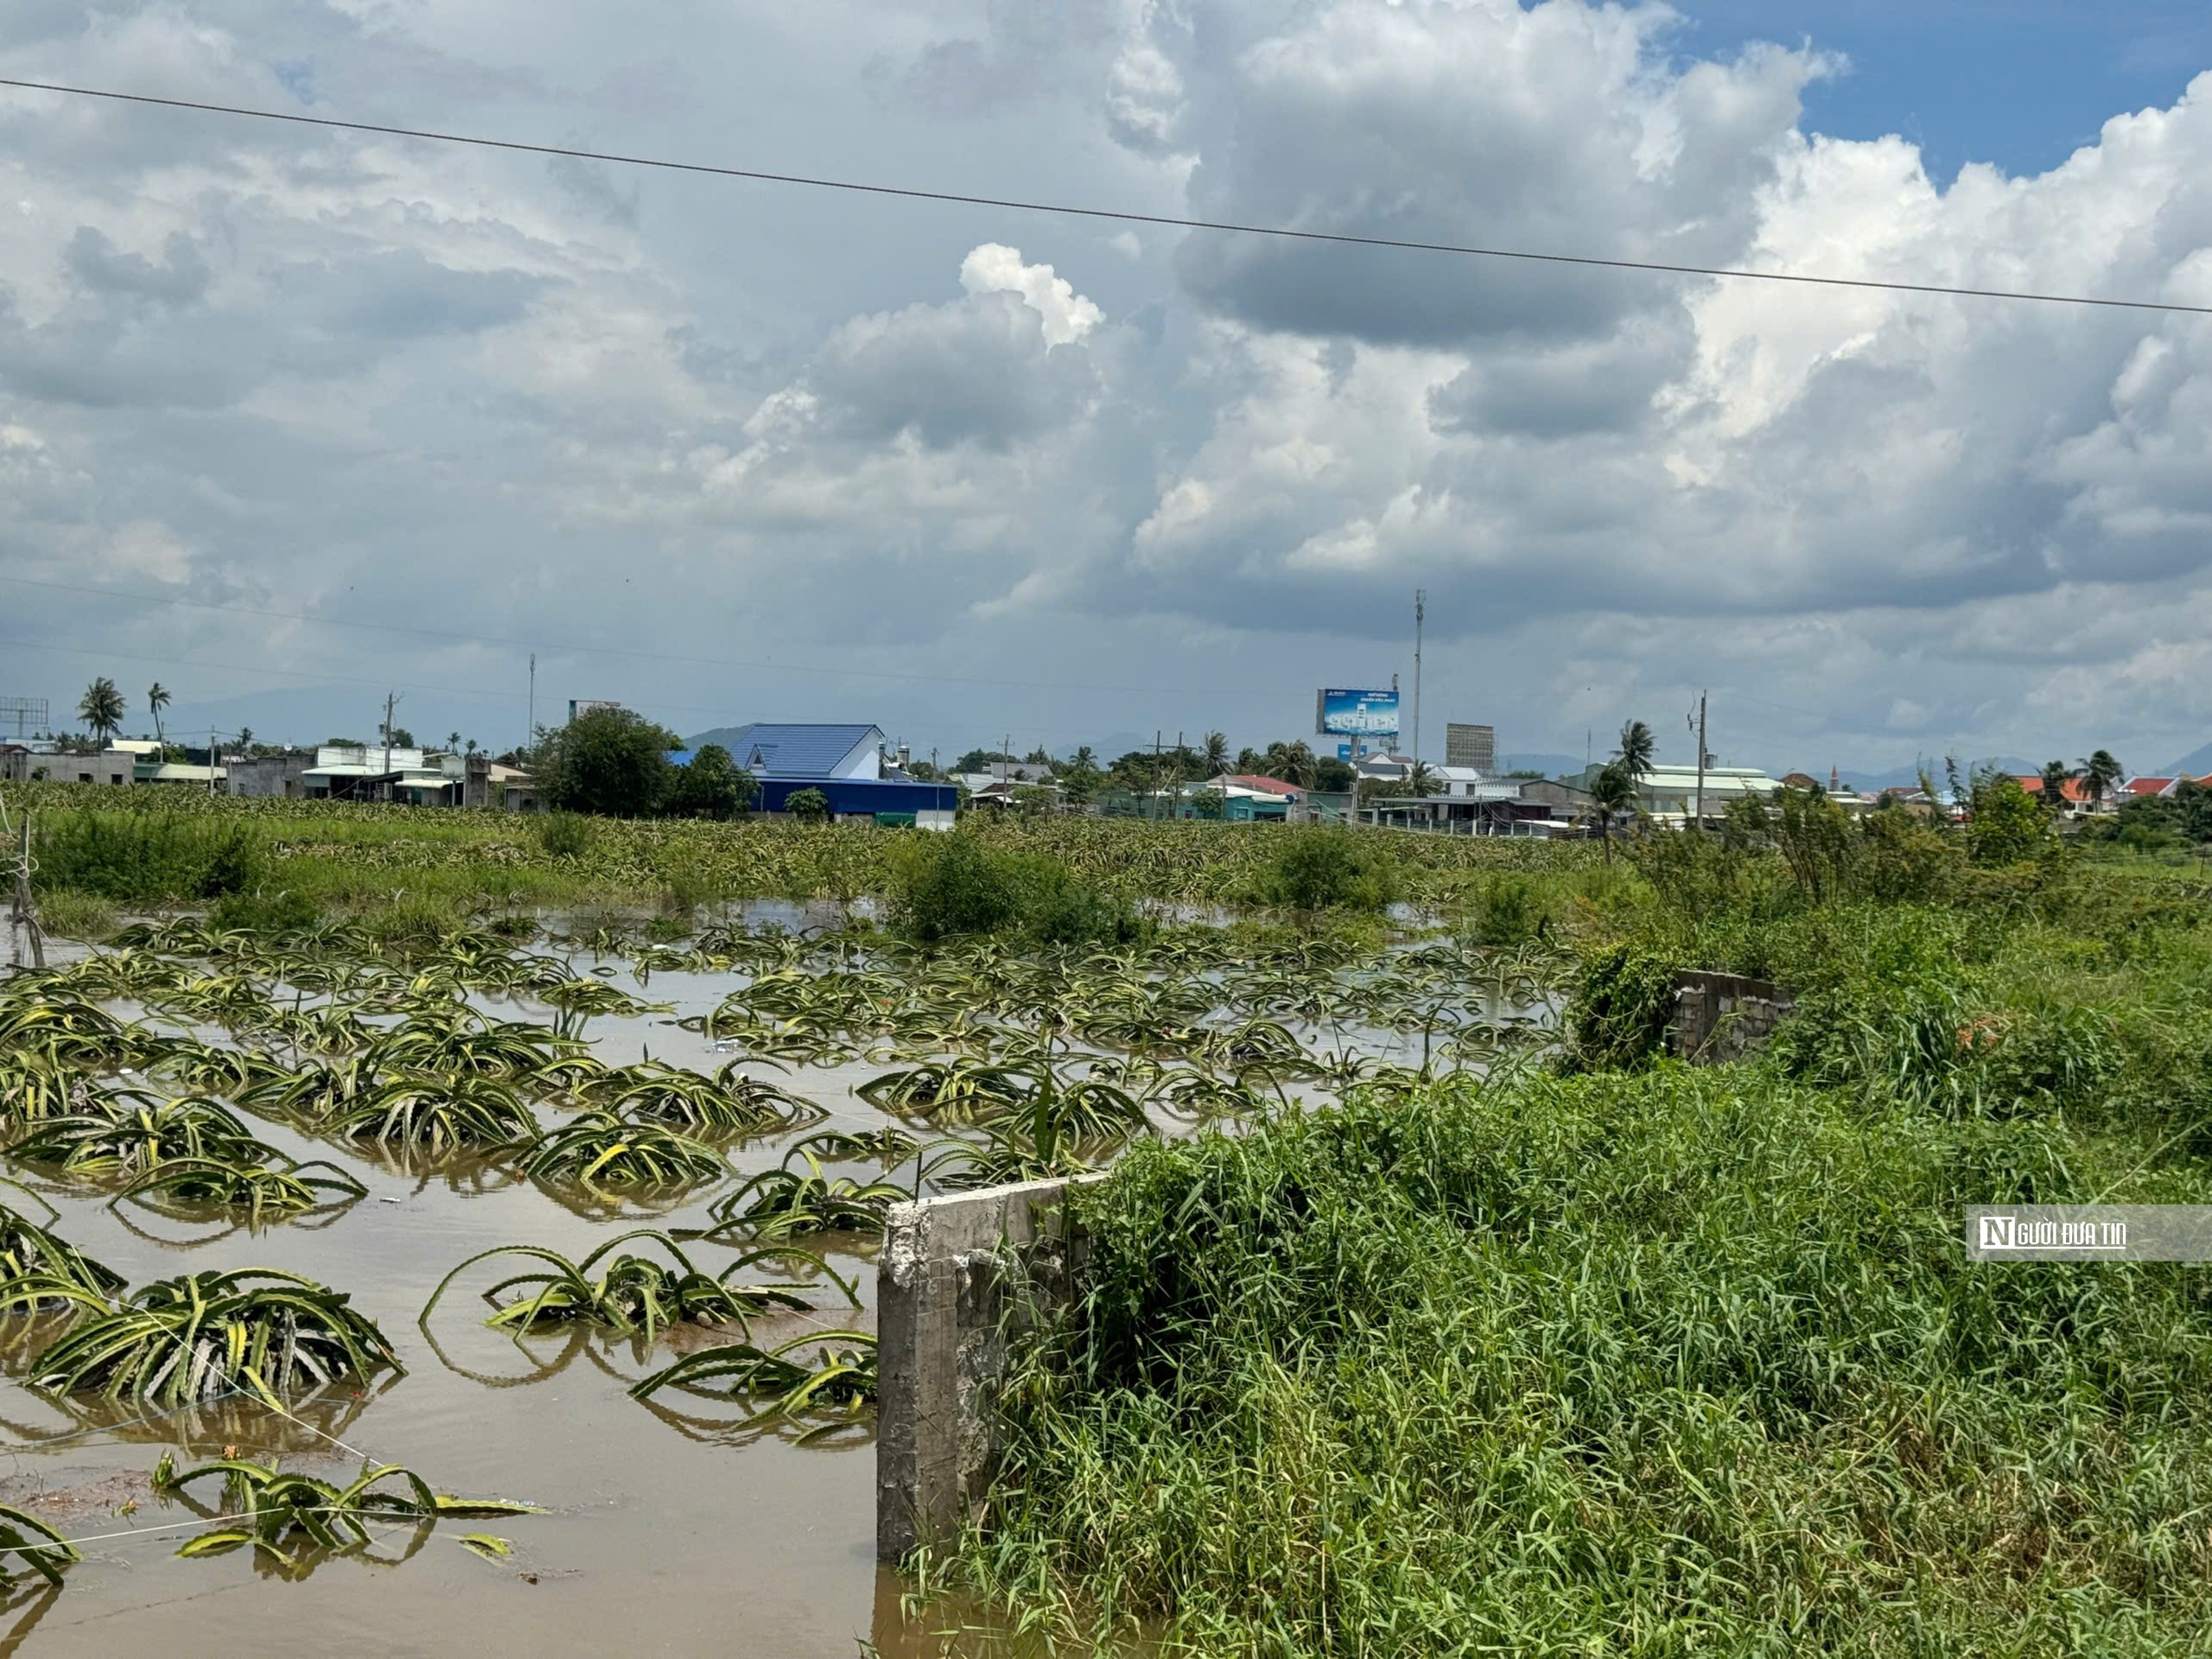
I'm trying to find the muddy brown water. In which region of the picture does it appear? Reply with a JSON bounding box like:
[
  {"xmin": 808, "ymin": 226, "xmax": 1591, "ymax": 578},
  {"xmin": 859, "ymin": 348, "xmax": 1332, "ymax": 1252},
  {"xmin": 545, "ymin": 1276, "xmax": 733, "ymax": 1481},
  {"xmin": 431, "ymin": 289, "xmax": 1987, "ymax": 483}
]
[{"xmin": 2, "ymin": 930, "xmax": 1535, "ymax": 1655}]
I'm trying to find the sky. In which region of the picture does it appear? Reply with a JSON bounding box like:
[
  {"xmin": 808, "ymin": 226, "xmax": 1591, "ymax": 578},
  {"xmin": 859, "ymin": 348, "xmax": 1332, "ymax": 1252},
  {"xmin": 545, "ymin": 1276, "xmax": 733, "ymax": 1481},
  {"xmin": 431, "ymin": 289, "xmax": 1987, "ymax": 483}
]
[{"xmin": 4, "ymin": 0, "xmax": 2212, "ymax": 777}]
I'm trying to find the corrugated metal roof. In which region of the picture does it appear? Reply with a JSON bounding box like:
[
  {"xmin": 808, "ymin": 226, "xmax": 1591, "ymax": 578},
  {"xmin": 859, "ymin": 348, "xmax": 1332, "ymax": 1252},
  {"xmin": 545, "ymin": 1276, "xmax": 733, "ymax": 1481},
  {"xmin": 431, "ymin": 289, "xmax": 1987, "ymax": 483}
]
[{"xmin": 698, "ymin": 723, "xmax": 881, "ymax": 776}]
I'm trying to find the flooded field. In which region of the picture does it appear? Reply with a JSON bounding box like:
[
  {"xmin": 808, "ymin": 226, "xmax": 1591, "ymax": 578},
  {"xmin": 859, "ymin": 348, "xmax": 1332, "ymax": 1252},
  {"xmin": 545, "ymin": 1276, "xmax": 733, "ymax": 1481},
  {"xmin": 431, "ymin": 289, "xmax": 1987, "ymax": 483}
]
[{"xmin": 0, "ymin": 906, "xmax": 1559, "ymax": 1655}]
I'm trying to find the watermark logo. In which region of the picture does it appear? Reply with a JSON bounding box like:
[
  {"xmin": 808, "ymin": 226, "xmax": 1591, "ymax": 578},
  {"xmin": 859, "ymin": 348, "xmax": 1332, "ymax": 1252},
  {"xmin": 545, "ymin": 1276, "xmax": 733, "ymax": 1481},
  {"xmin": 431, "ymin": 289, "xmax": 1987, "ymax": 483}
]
[{"xmin": 1967, "ymin": 1206, "xmax": 2212, "ymax": 1261}]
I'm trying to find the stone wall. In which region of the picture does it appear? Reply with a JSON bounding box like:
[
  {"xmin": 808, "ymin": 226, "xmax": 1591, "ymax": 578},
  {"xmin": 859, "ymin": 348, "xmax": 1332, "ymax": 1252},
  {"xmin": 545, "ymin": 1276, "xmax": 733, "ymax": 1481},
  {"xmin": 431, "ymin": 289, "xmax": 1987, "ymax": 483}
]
[{"xmin": 1669, "ymin": 969, "xmax": 1795, "ymax": 1064}]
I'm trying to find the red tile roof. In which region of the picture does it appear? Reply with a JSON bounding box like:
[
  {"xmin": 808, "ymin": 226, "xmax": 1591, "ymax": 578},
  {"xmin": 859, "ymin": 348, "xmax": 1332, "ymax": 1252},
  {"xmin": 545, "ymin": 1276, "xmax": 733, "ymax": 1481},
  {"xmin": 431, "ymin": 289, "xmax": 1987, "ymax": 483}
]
[
  {"xmin": 2126, "ymin": 778, "xmax": 2175, "ymax": 797},
  {"xmin": 2015, "ymin": 774, "xmax": 2091, "ymax": 802},
  {"xmin": 1219, "ymin": 773, "xmax": 1300, "ymax": 797}
]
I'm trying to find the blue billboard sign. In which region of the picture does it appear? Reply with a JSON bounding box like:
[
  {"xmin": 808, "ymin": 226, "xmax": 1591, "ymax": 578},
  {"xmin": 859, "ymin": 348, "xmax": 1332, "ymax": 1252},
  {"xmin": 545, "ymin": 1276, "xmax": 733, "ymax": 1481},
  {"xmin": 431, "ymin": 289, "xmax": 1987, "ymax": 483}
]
[
  {"xmin": 1337, "ymin": 742, "xmax": 1353, "ymax": 761},
  {"xmin": 1316, "ymin": 688, "xmax": 1400, "ymax": 738}
]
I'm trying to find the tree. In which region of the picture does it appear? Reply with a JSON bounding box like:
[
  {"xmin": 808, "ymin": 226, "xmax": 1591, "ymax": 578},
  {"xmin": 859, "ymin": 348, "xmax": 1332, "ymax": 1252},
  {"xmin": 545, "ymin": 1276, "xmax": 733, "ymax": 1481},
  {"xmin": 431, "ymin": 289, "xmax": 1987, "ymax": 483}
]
[
  {"xmin": 1586, "ymin": 760, "xmax": 1637, "ymax": 862},
  {"xmin": 1312, "ymin": 756, "xmax": 1356, "ymax": 792},
  {"xmin": 1201, "ymin": 731, "xmax": 1229, "ymax": 776},
  {"xmin": 236, "ymin": 726, "xmax": 254, "ymax": 753},
  {"xmin": 1408, "ymin": 760, "xmax": 1435, "ymax": 798},
  {"xmin": 2078, "ymin": 749, "xmax": 2123, "ymax": 812},
  {"xmin": 1024, "ymin": 746, "xmax": 1053, "ymax": 766},
  {"xmin": 448, "ymin": 731, "xmax": 462, "ymax": 754},
  {"xmin": 537, "ymin": 705, "xmax": 681, "ymax": 817},
  {"xmin": 1968, "ymin": 773, "xmax": 2053, "ymax": 866},
  {"xmin": 1262, "ymin": 741, "xmax": 1317, "ymax": 788},
  {"xmin": 1071, "ymin": 745, "xmax": 1096, "ymax": 772},
  {"xmin": 79, "ymin": 677, "xmax": 125, "ymax": 746},
  {"xmin": 2039, "ymin": 760, "xmax": 2071, "ymax": 813},
  {"xmin": 664, "ymin": 744, "xmax": 754, "ymax": 819},
  {"xmin": 148, "ymin": 682, "xmax": 171, "ymax": 746},
  {"xmin": 785, "ymin": 786, "xmax": 830, "ymax": 824},
  {"xmin": 1617, "ymin": 719, "xmax": 1655, "ymax": 784}
]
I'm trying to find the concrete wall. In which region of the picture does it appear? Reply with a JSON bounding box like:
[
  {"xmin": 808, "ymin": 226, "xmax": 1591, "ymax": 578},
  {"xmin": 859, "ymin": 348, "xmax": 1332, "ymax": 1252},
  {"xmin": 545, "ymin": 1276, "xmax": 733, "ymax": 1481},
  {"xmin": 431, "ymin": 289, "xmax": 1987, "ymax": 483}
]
[
  {"xmin": 226, "ymin": 753, "xmax": 314, "ymax": 798},
  {"xmin": 876, "ymin": 1175, "xmax": 1091, "ymax": 1561},
  {"xmin": 1669, "ymin": 970, "xmax": 1795, "ymax": 1064}
]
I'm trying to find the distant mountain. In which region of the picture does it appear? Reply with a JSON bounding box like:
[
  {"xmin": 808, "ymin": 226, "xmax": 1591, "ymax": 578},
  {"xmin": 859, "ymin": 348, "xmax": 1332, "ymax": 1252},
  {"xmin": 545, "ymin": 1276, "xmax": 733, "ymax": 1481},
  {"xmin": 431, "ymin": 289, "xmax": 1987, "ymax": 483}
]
[{"xmin": 2166, "ymin": 739, "xmax": 2212, "ymax": 778}]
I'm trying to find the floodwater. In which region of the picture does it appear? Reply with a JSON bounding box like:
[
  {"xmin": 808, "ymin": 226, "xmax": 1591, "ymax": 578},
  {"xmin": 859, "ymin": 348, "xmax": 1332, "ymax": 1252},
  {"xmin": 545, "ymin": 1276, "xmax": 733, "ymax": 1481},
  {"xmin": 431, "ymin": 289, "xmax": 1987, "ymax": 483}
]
[
  {"xmin": 2, "ymin": 950, "xmax": 950, "ymax": 1656},
  {"xmin": 0, "ymin": 914, "xmax": 1553, "ymax": 1656}
]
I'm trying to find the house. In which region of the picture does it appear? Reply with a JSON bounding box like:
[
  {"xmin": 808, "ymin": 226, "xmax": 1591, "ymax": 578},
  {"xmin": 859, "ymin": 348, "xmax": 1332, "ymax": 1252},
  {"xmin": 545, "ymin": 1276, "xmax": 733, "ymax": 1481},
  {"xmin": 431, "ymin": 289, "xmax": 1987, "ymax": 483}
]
[
  {"xmin": 694, "ymin": 722, "xmax": 956, "ymax": 824},
  {"xmin": 42, "ymin": 748, "xmax": 137, "ymax": 787},
  {"xmin": 300, "ymin": 745, "xmax": 457, "ymax": 804},
  {"xmin": 1566, "ymin": 762, "xmax": 1783, "ymax": 823},
  {"xmin": 1200, "ymin": 775, "xmax": 1300, "ymax": 821},
  {"xmin": 2015, "ymin": 774, "xmax": 2098, "ymax": 815},
  {"xmin": 703, "ymin": 723, "xmax": 890, "ymax": 781},
  {"xmin": 228, "ymin": 753, "xmax": 316, "ymax": 798}
]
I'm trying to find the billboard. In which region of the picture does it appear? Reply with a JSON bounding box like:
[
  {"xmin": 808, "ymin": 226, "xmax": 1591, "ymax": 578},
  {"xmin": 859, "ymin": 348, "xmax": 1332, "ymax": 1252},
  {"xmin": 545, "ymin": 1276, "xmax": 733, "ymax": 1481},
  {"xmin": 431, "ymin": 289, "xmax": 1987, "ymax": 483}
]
[{"xmin": 1316, "ymin": 688, "xmax": 1400, "ymax": 738}]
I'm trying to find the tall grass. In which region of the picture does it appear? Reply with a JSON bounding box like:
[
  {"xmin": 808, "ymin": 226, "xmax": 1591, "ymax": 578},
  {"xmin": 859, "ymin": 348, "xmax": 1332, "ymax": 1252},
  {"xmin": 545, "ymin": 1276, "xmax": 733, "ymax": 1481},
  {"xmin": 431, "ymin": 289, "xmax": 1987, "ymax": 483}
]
[
  {"xmin": 926, "ymin": 1072, "xmax": 2212, "ymax": 1654},
  {"xmin": 32, "ymin": 810, "xmax": 263, "ymax": 902}
]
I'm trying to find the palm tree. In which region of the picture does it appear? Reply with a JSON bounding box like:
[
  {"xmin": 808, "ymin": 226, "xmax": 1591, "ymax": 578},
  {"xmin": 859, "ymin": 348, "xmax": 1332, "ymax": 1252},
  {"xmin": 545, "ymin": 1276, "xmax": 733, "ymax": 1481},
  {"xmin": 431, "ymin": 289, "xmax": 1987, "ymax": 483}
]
[
  {"xmin": 1617, "ymin": 719, "xmax": 1655, "ymax": 784},
  {"xmin": 79, "ymin": 677, "xmax": 125, "ymax": 747},
  {"xmin": 1586, "ymin": 760, "xmax": 1637, "ymax": 862},
  {"xmin": 1408, "ymin": 760, "xmax": 1435, "ymax": 797},
  {"xmin": 1071, "ymin": 745, "xmax": 1096, "ymax": 772},
  {"xmin": 236, "ymin": 726, "xmax": 254, "ymax": 753},
  {"xmin": 148, "ymin": 682, "xmax": 171, "ymax": 747},
  {"xmin": 1201, "ymin": 731, "xmax": 1229, "ymax": 778},
  {"xmin": 2038, "ymin": 760, "xmax": 2070, "ymax": 814},
  {"xmin": 2078, "ymin": 750, "xmax": 2123, "ymax": 813},
  {"xmin": 448, "ymin": 730, "xmax": 462, "ymax": 755}
]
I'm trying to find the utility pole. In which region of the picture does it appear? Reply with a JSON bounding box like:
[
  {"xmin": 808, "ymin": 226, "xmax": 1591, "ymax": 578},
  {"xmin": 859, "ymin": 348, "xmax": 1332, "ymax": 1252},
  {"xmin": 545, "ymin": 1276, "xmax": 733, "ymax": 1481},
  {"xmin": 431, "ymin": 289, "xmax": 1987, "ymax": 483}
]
[
  {"xmin": 1152, "ymin": 729, "xmax": 1162, "ymax": 820},
  {"xmin": 1694, "ymin": 691, "xmax": 1707, "ymax": 830},
  {"xmin": 1412, "ymin": 588, "xmax": 1424, "ymax": 776},
  {"xmin": 526, "ymin": 655, "xmax": 536, "ymax": 757}
]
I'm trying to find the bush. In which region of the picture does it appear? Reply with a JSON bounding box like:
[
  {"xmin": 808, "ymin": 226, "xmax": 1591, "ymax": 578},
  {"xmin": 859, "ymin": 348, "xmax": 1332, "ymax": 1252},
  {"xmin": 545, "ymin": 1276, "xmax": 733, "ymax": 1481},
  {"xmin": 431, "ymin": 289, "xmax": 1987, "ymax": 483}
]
[
  {"xmin": 1560, "ymin": 940, "xmax": 1680, "ymax": 1071},
  {"xmin": 207, "ymin": 889, "xmax": 321, "ymax": 936},
  {"xmin": 32, "ymin": 812, "xmax": 263, "ymax": 901},
  {"xmin": 888, "ymin": 832, "xmax": 1139, "ymax": 945},
  {"xmin": 889, "ymin": 834, "xmax": 1026, "ymax": 942},
  {"xmin": 785, "ymin": 788, "xmax": 830, "ymax": 825},
  {"xmin": 1253, "ymin": 830, "xmax": 1397, "ymax": 911},
  {"xmin": 535, "ymin": 811, "xmax": 594, "ymax": 859},
  {"xmin": 1464, "ymin": 873, "xmax": 1547, "ymax": 945}
]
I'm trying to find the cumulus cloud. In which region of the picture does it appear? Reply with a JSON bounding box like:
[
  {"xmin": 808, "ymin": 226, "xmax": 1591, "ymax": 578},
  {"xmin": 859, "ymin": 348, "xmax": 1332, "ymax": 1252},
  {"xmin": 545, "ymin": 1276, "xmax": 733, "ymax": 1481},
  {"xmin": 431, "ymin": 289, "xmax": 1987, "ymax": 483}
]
[
  {"xmin": 957, "ymin": 243, "xmax": 1104, "ymax": 344},
  {"xmin": 5, "ymin": 0, "xmax": 2212, "ymax": 772}
]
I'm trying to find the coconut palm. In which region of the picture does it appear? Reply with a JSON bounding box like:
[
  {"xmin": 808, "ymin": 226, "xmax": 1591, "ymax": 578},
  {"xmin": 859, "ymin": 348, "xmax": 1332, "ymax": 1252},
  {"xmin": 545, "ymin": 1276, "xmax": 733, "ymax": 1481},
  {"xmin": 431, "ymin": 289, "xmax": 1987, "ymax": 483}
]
[
  {"xmin": 79, "ymin": 677, "xmax": 125, "ymax": 746},
  {"xmin": 2039, "ymin": 760, "xmax": 2070, "ymax": 810},
  {"xmin": 1202, "ymin": 732, "xmax": 1229, "ymax": 776},
  {"xmin": 1617, "ymin": 719, "xmax": 1655, "ymax": 784},
  {"xmin": 2078, "ymin": 749, "xmax": 2123, "ymax": 812},
  {"xmin": 149, "ymin": 682, "xmax": 171, "ymax": 747},
  {"xmin": 1586, "ymin": 760, "xmax": 1637, "ymax": 863}
]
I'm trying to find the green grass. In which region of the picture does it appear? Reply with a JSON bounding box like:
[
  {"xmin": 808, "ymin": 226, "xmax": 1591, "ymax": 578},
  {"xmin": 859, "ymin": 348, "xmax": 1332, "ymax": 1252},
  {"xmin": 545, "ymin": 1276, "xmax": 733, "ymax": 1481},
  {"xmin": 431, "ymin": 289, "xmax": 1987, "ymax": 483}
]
[
  {"xmin": 911, "ymin": 830, "xmax": 2212, "ymax": 1655},
  {"xmin": 925, "ymin": 1070, "xmax": 2212, "ymax": 1656}
]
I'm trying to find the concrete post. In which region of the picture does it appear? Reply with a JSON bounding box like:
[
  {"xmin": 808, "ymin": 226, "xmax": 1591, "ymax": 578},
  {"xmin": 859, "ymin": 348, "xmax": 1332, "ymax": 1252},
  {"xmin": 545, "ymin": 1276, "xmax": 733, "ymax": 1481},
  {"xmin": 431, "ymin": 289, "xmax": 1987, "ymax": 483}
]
[{"xmin": 876, "ymin": 1174, "xmax": 1089, "ymax": 1562}]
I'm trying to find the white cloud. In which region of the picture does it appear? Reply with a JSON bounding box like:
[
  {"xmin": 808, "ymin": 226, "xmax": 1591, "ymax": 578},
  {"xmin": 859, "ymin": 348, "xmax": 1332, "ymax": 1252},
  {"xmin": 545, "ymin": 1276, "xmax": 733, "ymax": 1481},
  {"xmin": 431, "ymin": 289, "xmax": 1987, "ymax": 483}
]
[
  {"xmin": 957, "ymin": 243, "xmax": 1104, "ymax": 345},
  {"xmin": 3, "ymin": 0, "xmax": 2212, "ymax": 772}
]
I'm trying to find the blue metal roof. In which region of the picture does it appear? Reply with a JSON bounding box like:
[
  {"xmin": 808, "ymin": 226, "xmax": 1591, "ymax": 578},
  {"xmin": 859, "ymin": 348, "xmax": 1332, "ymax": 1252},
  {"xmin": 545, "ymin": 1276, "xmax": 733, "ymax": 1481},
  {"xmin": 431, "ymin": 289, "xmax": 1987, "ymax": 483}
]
[{"xmin": 692, "ymin": 723, "xmax": 882, "ymax": 777}]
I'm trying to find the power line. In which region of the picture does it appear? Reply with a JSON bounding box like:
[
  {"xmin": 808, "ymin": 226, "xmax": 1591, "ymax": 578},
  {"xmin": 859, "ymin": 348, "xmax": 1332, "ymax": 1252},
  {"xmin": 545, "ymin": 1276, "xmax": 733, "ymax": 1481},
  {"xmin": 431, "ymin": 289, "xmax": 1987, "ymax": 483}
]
[
  {"xmin": 0, "ymin": 572, "xmax": 1286, "ymax": 703},
  {"xmin": 3, "ymin": 75, "xmax": 2206, "ymax": 317}
]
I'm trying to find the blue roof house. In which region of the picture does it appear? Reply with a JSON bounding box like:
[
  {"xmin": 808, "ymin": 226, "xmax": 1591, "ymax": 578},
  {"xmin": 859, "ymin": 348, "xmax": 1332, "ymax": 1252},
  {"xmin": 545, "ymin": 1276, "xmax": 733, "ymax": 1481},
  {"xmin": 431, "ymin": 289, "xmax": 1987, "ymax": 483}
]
[{"xmin": 681, "ymin": 722, "xmax": 956, "ymax": 825}]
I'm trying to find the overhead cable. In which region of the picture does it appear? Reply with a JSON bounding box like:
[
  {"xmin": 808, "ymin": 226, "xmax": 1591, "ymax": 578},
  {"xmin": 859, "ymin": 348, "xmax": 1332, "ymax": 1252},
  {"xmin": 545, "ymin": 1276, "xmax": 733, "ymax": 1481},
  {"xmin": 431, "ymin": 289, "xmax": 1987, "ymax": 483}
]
[{"xmin": 2, "ymin": 75, "xmax": 2207, "ymax": 316}]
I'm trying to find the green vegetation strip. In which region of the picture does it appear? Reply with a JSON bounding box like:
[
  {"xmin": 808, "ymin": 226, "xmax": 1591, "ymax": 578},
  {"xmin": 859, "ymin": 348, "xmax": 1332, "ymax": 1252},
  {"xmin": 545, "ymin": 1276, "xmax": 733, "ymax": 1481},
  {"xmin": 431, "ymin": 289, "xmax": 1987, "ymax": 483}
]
[{"xmin": 926, "ymin": 1071, "xmax": 2212, "ymax": 1654}]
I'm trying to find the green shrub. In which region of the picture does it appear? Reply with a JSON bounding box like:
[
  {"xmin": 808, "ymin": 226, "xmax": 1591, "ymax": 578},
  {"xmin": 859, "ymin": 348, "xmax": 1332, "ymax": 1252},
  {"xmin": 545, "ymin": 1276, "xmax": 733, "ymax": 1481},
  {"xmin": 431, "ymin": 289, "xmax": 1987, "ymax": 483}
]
[
  {"xmin": 785, "ymin": 787, "xmax": 831, "ymax": 825},
  {"xmin": 31, "ymin": 890, "xmax": 118, "ymax": 941},
  {"xmin": 890, "ymin": 833, "xmax": 1023, "ymax": 941},
  {"xmin": 534, "ymin": 811, "xmax": 594, "ymax": 859},
  {"xmin": 207, "ymin": 889, "xmax": 321, "ymax": 936},
  {"xmin": 1253, "ymin": 830, "xmax": 1397, "ymax": 911},
  {"xmin": 1560, "ymin": 940, "xmax": 1680, "ymax": 1071},
  {"xmin": 1464, "ymin": 873, "xmax": 1547, "ymax": 944},
  {"xmin": 33, "ymin": 812, "xmax": 263, "ymax": 901}
]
